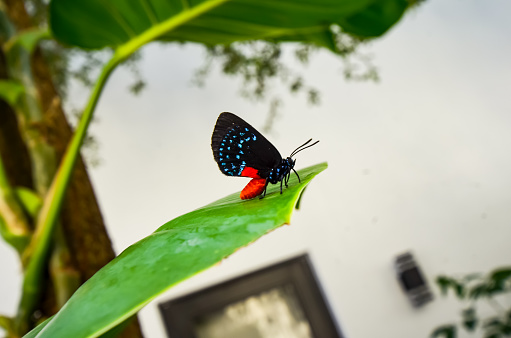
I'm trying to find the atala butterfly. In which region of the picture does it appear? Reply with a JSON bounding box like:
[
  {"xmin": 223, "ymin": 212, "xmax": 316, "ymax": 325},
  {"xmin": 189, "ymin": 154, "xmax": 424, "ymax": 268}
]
[{"xmin": 211, "ymin": 112, "xmax": 319, "ymax": 200}]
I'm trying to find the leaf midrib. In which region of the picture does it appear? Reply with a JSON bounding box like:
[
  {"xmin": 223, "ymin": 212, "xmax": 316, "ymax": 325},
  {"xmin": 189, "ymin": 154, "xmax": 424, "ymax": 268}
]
[
  {"xmin": 114, "ymin": 0, "xmax": 333, "ymax": 61},
  {"xmin": 115, "ymin": 0, "xmax": 231, "ymax": 59}
]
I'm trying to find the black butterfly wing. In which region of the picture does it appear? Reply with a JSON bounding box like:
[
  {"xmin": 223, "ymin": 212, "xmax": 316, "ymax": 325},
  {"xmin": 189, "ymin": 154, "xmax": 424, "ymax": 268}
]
[{"xmin": 211, "ymin": 112, "xmax": 282, "ymax": 177}]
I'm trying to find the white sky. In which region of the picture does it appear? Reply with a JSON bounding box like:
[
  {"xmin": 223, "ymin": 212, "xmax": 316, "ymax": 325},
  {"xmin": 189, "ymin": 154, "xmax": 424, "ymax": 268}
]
[{"xmin": 1, "ymin": 0, "xmax": 511, "ymax": 337}]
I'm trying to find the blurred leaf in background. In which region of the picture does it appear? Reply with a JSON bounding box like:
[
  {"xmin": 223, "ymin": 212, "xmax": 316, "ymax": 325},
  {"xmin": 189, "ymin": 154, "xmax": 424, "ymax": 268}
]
[{"xmin": 432, "ymin": 267, "xmax": 511, "ymax": 338}]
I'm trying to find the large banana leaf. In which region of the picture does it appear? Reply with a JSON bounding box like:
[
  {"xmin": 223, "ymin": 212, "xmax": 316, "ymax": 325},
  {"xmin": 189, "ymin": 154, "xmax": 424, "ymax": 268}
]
[
  {"xmin": 26, "ymin": 163, "xmax": 327, "ymax": 338},
  {"xmin": 50, "ymin": 0, "xmax": 409, "ymax": 50}
]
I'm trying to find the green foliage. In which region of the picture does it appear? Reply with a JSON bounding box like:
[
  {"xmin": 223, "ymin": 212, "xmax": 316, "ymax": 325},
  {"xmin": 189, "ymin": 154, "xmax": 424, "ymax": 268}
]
[
  {"xmin": 462, "ymin": 308, "xmax": 478, "ymax": 332},
  {"xmin": 489, "ymin": 269, "xmax": 511, "ymax": 295},
  {"xmin": 27, "ymin": 163, "xmax": 327, "ymax": 337},
  {"xmin": 193, "ymin": 35, "xmax": 378, "ymax": 121},
  {"xmin": 337, "ymin": 0, "xmax": 408, "ymax": 37},
  {"xmin": 0, "ymin": 80, "xmax": 25, "ymax": 107},
  {"xmin": 0, "ymin": 216, "xmax": 30, "ymax": 255},
  {"xmin": 4, "ymin": 28, "xmax": 51, "ymax": 54},
  {"xmin": 15, "ymin": 187, "xmax": 43, "ymax": 218},
  {"xmin": 437, "ymin": 276, "xmax": 466, "ymax": 299},
  {"xmin": 22, "ymin": 317, "xmax": 51, "ymax": 338},
  {"xmin": 432, "ymin": 268, "xmax": 511, "ymax": 338},
  {"xmin": 49, "ymin": 0, "xmax": 410, "ymax": 50},
  {"xmin": 431, "ymin": 325, "xmax": 456, "ymax": 338}
]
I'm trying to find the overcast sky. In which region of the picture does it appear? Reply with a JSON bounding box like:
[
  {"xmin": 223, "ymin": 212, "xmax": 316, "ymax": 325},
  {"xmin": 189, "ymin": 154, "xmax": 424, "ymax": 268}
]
[{"xmin": 2, "ymin": 1, "xmax": 511, "ymax": 337}]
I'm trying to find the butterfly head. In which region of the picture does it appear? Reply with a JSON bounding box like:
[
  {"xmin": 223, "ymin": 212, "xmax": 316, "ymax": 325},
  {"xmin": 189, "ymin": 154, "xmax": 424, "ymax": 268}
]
[
  {"xmin": 267, "ymin": 139, "xmax": 319, "ymax": 184},
  {"xmin": 282, "ymin": 157, "xmax": 296, "ymax": 171}
]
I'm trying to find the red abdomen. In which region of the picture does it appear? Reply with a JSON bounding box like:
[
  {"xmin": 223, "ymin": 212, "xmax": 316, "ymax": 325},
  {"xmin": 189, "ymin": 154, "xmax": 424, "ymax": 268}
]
[{"xmin": 240, "ymin": 178, "xmax": 267, "ymax": 200}]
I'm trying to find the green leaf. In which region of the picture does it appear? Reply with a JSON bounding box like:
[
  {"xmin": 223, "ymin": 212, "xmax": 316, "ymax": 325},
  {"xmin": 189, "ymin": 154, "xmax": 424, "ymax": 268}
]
[
  {"xmin": 0, "ymin": 80, "xmax": 25, "ymax": 107},
  {"xmin": 0, "ymin": 216, "xmax": 30, "ymax": 253},
  {"xmin": 461, "ymin": 308, "xmax": 478, "ymax": 332},
  {"xmin": 338, "ymin": 0, "xmax": 408, "ymax": 37},
  {"xmin": 437, "ymin": 276, "xmax": 452, "ymax": 296},
  {"xmin": 462, "ymin": 273, "xmax": 482, "ymax": 282},
  {"xmin": 436, "ymin": 276, "xmax": 465, "ymax": 298},
  {"xmin": 431, "ymin": 324, "xmax": 457, "ymax": 338},
  {"xmin": 469, "ymin": 283, "xmax": 488, "ymax": 300},
  {"xmin": 483, "ymin": 317, "xmax": 504, "ymax": 337},
  {"xmin": 49, "ymin": 0, "xmax": 411, "ymax": 50},
  {"xmin": 0, "ymin": 315, "xmax": 14, "ymax": 336},
  {"xmin": 502, "ymin": 324, "xmax": 511, "ymax": 336},
  {"xmin": 23, "ymin": 317, "xmax": 51, "ymax": 338},
  {"xmin": 28, "ymin": 162, "xmax": 327, "ymax": 338},
  {"xmin": 436, "ymin": 276, "xmax": 451, "ymax": 296},
  {"xmin": 484, "ymin": 332, "xmax": 502, "ymax": 338},
  {"xmin": 4, "ymin": 28, "xmax": 51, "ymax": 54},
  {"xmin": 489, "ymin": 268, "xmax": 511, "ymax": 294},
  {"xmin": 484, "ymin": 334, "xmax": 501, "ymax": 338},
  {"xmin": 15, "ymin": 187, "xmax": 42, "ymax": 218},
  {"xmin": 454, "ymin": 282, "xmax": 465, "ymax": 299},
  {"xmin": 490, "ymin": 268, "xmax": 511, "ymax": 281}
]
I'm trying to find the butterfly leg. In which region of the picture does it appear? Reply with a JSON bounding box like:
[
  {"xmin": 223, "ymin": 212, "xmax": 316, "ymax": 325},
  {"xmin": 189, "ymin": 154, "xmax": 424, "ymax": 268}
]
[
  {"xmin": 285, "ymin": 172, "xmax": 290, "ymax": 187},
  {"xmin": 292, "ymin": 168, "xmax": 301, "ymax": 183},
  {"xmin": 259, "ymin": 180, "xmax": 270, "ymax": 199},
  {"xmin": 280, "ymin": 179, "xmax": 283, "ymax": 194}
]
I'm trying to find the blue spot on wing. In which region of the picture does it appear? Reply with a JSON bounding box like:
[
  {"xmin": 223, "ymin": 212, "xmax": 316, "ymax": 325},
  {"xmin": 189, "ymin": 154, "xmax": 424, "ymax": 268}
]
[
  {"xmin": 217, "ymin": 124, "xmax": 259, "ymax": 176},
  {"xmin": 218, "ymin": 158, "xmax": 245, "ymax": 176}
]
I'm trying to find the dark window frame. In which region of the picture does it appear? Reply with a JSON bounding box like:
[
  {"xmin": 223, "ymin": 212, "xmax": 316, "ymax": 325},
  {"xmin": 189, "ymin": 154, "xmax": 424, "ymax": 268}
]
[{"xmin": 159, "ymin": 254, "xmax": 343, "ymax": 338}]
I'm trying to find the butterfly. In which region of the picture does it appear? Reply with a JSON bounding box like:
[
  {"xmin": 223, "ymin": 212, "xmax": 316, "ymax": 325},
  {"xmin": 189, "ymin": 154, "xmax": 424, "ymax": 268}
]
[{"xmin": 211, "ymin": 112, "xmax": 319, "ymax": 200}]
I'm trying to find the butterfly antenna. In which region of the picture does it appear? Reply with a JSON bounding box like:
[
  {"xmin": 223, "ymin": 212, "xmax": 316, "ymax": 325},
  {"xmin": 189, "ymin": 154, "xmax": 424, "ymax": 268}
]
[
  {"xmin": 290, "ymin": 139, "xmax": 312, "ymax": 157},
  {"xmin": 290, "ymin": 139, "xmax": 319, "ymax": 157}
]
